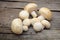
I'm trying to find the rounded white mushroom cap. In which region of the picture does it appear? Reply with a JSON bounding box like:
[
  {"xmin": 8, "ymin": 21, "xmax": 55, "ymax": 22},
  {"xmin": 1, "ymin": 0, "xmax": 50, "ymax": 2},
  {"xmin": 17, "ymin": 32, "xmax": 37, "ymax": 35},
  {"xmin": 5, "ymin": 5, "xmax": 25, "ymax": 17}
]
[
  {"xmin": 33, "ymin": 22, "xmax": 44, "ymax": 32},
  {"xmin": 23, "ymin": 19, "xmax": 31, "ymax": 26},
  {"xmin": 41, "ymin": 20, "xmax": 51, "ymax": 28},
  {"xmin": 24, "ymin": 3, "xmax": 38, "ymax": 13},
  {"xmin": 39, "ymin": 7, "xmax": 52, "ymax": 20},
  {"xmin": 31, "ymin": 11, "xmax": 37, "ymax": 18},
  {"xmin": 19, "ymin": 10, "xmax": 29, "ymax": 20},
  {"xmin": 31, "ymin": 18, "xmax": 40, "ymax": 25},
  {"xmin": 23, "ymin": 26, "xmax": 28, "ymax": 31},
  {"xmin": 11, "ymin": 18, "xmax": 23, "ymax": 34},
  {"xmin": 37, "ymin": 15, "xmax": 45, "ymax": 22}
]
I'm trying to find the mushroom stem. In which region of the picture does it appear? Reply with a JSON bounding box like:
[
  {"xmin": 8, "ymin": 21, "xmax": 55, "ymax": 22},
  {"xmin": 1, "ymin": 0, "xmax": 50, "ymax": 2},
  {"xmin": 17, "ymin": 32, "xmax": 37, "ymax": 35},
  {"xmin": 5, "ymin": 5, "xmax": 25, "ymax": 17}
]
[{"xmin": 31, "ymin": 11, "xmax": 37, "ymax": 18}]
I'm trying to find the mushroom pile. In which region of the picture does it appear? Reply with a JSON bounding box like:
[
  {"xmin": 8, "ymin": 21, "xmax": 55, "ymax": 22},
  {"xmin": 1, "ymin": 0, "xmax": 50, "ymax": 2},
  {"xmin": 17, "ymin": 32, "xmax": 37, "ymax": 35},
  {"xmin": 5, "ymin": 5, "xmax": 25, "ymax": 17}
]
[{"xmin": 11, "ymin": 3, "xmax": 52, "ymax": 34}]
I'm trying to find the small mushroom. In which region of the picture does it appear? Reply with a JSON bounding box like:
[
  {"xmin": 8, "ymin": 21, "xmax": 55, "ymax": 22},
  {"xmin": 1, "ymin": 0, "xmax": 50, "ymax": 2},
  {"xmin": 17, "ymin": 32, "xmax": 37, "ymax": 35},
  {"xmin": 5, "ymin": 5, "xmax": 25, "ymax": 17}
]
[
  {"xmin": 39, "ymin": 7, "xmax": 52, "ymax": 20},
  {"xmin": 23, "ymin": 19, "xmax": 31, "ymax": 26},
  {"xmin": 31, "ymin": 18, "xmax": 40, "ymax": 25},
  {"xmin": 19, "ymin": 10, "xmax": 29, "ymax": 20},
  {"xmin": 33, "ymin": 22, "xmax": 44, "ymax": 32},
  {"xmin": 37, "ymin": 15, "xmax": 45, "ymax": 22},
  {"xmin": 23, "ymin": 26, "xmax": 28, "ymax": 31},
  {"xmin": 31, "ymin": 11, "xmax": 37, "ymax": 18},
  {"xmin": 41, "ymin": 20, "xmax": 51, "ymax": 29},
  {"xmin": 24, "ymin": 3, "xmax": 38, "ymax": 13},
  {"xmin": 11, "ymin": 18, "xmax": 23, "ymax": 34}
]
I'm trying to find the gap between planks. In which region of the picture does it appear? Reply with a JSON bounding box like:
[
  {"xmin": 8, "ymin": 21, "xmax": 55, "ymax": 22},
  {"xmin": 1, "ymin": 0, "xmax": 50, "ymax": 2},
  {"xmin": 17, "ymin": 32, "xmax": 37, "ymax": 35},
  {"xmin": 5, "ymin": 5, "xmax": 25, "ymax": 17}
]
[
  {"xmin": 0, "ymin": 1, "xmax": 60, "ymax": 11},
  {"xmin": 0, "ymin": 0, "xmax": 60, "ymax": 3},
  {"xmin": 0, "ymin": 8, "xmax": 60, "ymax": 34},
  {"xmin": 0, "ymin": 30, "xmax": 60, "ymax": 40}
]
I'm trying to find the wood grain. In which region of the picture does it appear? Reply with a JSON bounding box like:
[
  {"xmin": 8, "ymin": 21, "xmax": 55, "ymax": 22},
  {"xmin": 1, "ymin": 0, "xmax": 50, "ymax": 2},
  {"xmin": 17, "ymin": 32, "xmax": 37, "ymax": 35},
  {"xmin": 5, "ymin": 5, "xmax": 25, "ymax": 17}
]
[
  {"xmin": 0, "ymin": 8, "xmax": 60, "ymax": 34},
  {"xmin": 0, "ymin": 0, "xmax": 60, "ymax": 40},
  {"xmin": 0, "ymin": 1, "xmax": 60, "ymax": 11},
  {"xmin": 1, "ymin": 0, "xmax": 60, "ymax": 3},
  {"xmin": 0, "ymin": 30, "xmax": 60, "ymax": 40}
]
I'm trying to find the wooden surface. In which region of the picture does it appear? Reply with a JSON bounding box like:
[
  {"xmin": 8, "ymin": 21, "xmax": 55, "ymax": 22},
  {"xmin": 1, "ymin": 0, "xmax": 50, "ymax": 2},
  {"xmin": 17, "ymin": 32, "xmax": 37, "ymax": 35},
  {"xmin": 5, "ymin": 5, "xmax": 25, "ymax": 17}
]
[{"xmin": 0, "ymin": 0, "xmax": 60, "ymax": 40}]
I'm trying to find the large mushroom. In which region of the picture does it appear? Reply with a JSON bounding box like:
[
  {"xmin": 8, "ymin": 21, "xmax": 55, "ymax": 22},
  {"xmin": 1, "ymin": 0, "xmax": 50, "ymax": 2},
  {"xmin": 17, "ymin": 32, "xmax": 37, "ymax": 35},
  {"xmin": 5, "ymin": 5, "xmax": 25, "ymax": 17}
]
[
  {"xmin": 24, "ymin": 3, "xmax": 38, "ymax": 13},
  {"xmin": 11, "ymin": 18, "xmax": 23, "ymax": 34},
  {"xmin": 39, "ymin": 7, "xmax": 52, "ymax": 20}
]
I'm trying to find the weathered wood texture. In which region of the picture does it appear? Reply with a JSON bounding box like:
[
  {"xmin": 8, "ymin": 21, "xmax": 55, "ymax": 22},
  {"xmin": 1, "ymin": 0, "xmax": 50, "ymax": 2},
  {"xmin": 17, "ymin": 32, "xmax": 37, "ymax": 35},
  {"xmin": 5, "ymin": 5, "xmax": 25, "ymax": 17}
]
[
  {"xmin": 1, "ymin": 0, "xmax": 60, "ymax": 3},
  {"xmin": 0, "ymin": 0, "xmax": 60, "ymax": 40},
  {"xmin": 0, "ymin": 0, "xmax": 60, "ymax": 11}
]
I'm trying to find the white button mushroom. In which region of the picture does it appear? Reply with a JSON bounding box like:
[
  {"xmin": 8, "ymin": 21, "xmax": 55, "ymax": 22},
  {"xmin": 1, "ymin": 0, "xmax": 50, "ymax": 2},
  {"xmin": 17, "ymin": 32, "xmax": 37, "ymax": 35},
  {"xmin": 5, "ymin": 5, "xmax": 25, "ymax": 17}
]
[
  {"xmin": 33, "ymin": 22, "xmax": 44, "ymax": 32},
  {"xmin": 41, "ymin": 20, "xmax": 51, "ymax": 29},
  {"xmin": 31, "ymin": 18, "xmax": 40, "ymax": 25},
  {"xmin": 23, "ymin": 19, "xmax": 31, "ymax": 26},
  {"xmin": 37, "ymin": 15, "xmax": 45, "ymax": 22},
  {"xmin": 23, "ymin": 26, "xmax": 28, "ymax": 31},
  {"xmin": 39, "ymin": 7, "xmax": 52, "ymax": 20},
  {"xmin": 11, "ymin": 18, "xmax": 23, "ymax": 34},
  {"xmin": 19, "ymin": 10, "xmax": 29, "ymax": 20},
  {"xmin": 24, "ymin": 3, "xmax": 38, "ymax": 13},
  {"xmin": 31, "ymin": 11, "xmax": 37, "ymax": 18}
]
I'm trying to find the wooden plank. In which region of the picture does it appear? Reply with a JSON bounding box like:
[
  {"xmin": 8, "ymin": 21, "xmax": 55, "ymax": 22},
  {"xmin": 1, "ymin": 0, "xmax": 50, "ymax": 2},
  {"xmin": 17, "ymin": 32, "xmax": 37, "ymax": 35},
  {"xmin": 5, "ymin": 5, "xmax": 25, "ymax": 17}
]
[
  {"xmin": 0, "ymin": 27, "xmax": 36, "ymax": 34},
  {"xmin": 0, "ymin": 30, "xmax": 60, "ymax": 40},
  {"xmin": 0, "ymin": 1, "xmax": 60, "ymax": 11},
  {"xmin": 0, "ymin": 8, "xmax": 60, "ymax": 34},
  {"xmin": 0, "ymin": 8, "xmax": 35, "ymax": 34},
  {"xmin": 1, "ymin": 0, "xmax": 60, "ymax": 3}
]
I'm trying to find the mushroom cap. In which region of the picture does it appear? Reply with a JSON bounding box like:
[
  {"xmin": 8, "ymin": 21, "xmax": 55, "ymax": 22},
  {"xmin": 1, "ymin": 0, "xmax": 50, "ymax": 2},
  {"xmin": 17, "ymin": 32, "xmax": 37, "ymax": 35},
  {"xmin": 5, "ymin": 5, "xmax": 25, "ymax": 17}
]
[
  {"xmin": 11, "ymin": 18, "xmax": 23, "ymax": 34},
  {"xmin": 24, "ymin": 3, "xmax": 37, "ymax": 13},
  {"xmin": 19, "ymin": 10, "xmax": 29, "ymax": 20},
  {"xmin": 39, "ymin": 7, "xmax": 52, "ymax": 20},
  {"xmin": 41, "ymin": 20, "xmax": 51, "ymax": 28},
  {"xmin": 23, "ymin": 19, "xmax": 31, "ymax": 26},
  {"xmin": 37, "ymin": 15, "xmax": 45, "ymax": 22},
  {"xmin": 31, "ymin": 18, "xmax": 40, "ymax": 25},
  {"xmin": 33, "ymin": 22, "xmax": 44, "ymax": 32},
  {"xmin": 23, "ymin": 26, "xmax": 28, "ymax": 31}
]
